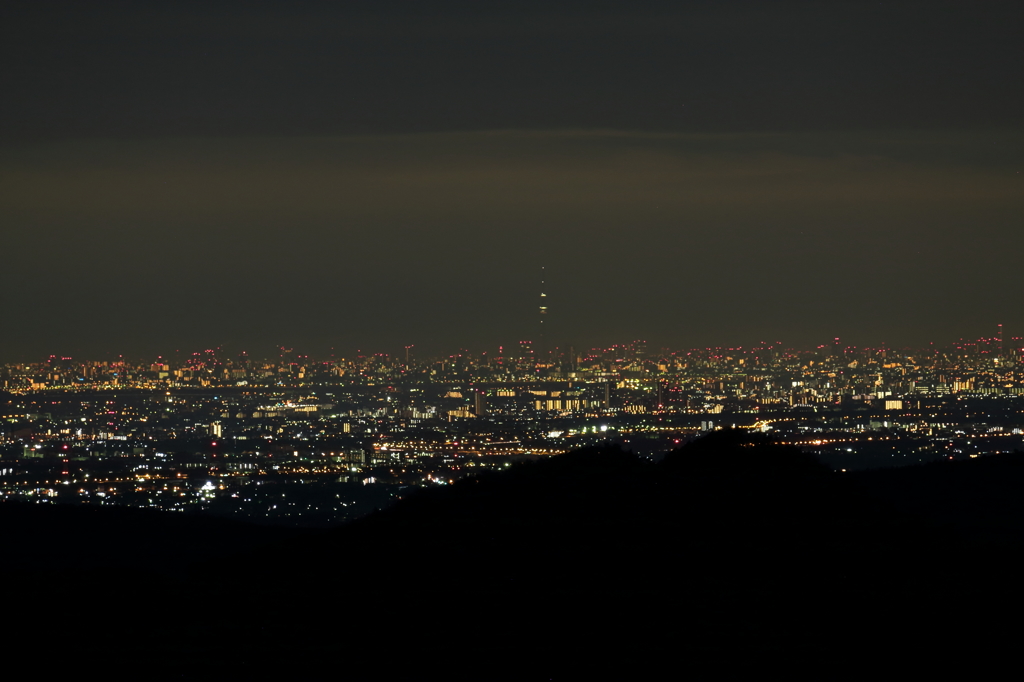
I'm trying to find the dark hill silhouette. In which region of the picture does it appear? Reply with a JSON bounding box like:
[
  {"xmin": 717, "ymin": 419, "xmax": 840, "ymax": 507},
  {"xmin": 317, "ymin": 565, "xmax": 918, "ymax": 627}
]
[
  {"xmin": 662, "ymin": 427, "xmax": 830, "ymax": 475},
  {"xmin": 0, "ymin": 501, "xmax": 303, "ymax": 573},
  {"xmin": 4, "ymin": 433, "xmax": 1024, "ymax": 678}
]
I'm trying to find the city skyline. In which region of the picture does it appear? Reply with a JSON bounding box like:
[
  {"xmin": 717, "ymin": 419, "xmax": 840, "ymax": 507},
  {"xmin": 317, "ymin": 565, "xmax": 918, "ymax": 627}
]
[
  {"xmin": 6, "ymin": 312, "xmax": 1024, "ymax": 523},
  {"xmin": 1, "ymin": 323, "xmax": 1020, "ymax": 367}
]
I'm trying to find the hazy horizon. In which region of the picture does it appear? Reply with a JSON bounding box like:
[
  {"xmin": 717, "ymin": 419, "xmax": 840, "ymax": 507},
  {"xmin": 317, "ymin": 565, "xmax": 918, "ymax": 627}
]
[{"xmin": 3, "ymin": 3, "xmax": 1021, "ymax": 361}]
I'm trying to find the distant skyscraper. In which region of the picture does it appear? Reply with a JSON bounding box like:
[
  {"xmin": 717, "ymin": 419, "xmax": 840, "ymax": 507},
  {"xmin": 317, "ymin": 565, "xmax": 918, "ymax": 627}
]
[
  {"xmin": 518, "ymin": 340, "xmax": 534, "ymax": 365},
  {"xmin": 539, "ymin": 266, "xmax": 548, "ymax": 350}
]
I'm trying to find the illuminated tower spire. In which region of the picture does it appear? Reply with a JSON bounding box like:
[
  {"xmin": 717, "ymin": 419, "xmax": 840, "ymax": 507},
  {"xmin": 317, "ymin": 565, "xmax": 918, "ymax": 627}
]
[
  {"xmin": 538, "ymin": 267, "xmax": 549, "ymax": 373},
  {"xmin": 539, "ymin": 266, "xmax": 547, "ymax": 338}
]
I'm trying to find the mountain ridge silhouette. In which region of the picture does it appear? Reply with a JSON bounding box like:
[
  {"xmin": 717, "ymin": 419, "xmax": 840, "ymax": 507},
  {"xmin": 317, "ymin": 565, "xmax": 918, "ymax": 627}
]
[{"xmin": 4, "ymin": 430, "xmax": 1023, "ymax": 678}]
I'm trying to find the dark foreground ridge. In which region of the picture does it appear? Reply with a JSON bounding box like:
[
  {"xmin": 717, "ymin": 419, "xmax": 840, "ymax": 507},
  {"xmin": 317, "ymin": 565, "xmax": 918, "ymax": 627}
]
[{"xmin": 5, "ymin": 430, "xmax": 1024, "ymax": 679}]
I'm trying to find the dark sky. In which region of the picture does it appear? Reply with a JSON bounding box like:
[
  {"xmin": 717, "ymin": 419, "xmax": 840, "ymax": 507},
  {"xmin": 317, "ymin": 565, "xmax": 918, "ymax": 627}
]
[{"xmin": 1, "ymin": 1, "xmax": 1021, "ymax": 361}]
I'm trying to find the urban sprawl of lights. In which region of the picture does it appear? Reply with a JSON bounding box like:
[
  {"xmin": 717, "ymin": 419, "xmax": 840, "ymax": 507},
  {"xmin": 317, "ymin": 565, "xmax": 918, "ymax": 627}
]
[{"xmin": 3, "ymin": 336, "xmax": 1024, "ymax": 525}]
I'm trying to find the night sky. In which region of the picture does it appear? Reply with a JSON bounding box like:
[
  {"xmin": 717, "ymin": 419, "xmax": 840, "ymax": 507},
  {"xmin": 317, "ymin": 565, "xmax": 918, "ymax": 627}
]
[{"xmin": 1, "ymin": 1, "xmax": 1021, "ymax": 361}]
